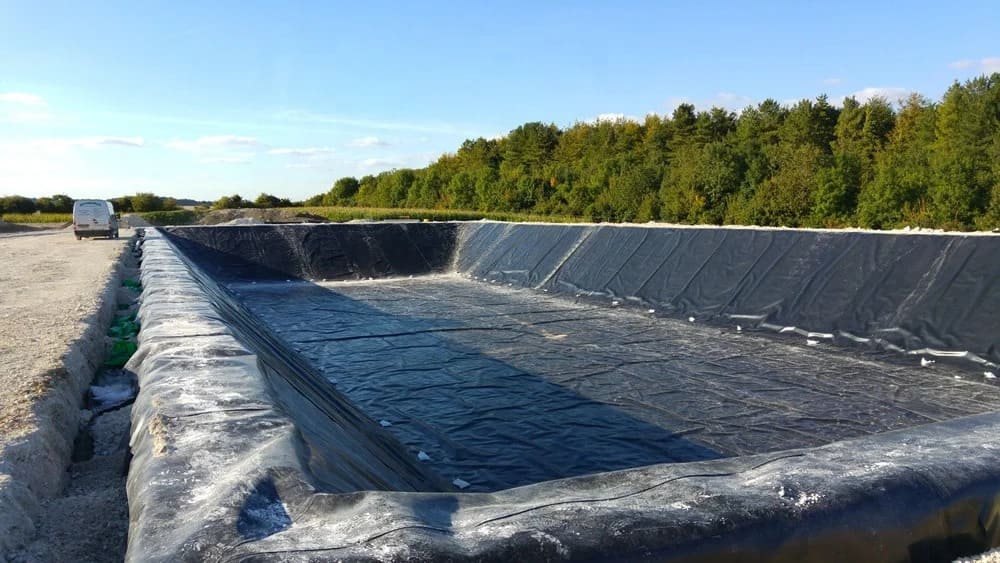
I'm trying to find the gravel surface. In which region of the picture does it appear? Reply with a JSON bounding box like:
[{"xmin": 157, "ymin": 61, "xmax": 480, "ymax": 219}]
[
  {"xmin": 0, "ymin": 229, "xmax": 127, "ymax": 554},
  {"xmin": 962, "ymin": 550, "xmax": 1000, "ymax": 562},
  {"xmin": 0, "ymin": 229, "xmax": 125, "ymax": 449},
  {"xmin": 0, "ymin": 223, "xmax": 60, "ymax": 235}
]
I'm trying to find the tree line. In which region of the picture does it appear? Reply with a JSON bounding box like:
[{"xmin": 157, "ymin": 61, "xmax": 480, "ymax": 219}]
[
  {"xmin": 1, "ymin": 194, "xmax": 76, "ymax": 214},
  {"xmin": 1, "ymin": 191, "xmax": 298, "ymax": 215},
  {"xmin": 311, "ymin": 74, "xmax": 1000, "ymax": 230},
  {"xmin": 4, "ymin": 74, "xmax": 997, "ymax": 229},
  {"xmin": 0, "ymin": 193, "xmax": 183, "ymax": 214}
]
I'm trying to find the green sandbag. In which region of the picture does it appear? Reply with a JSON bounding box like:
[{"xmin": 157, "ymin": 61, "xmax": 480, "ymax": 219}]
[
  {"xmin": 105, "ymin": 340, "xmax": 138, "ymax": 367},
  {"xmin": 107, "ymin": 320, "xmax": 139, "ymax": 338}
]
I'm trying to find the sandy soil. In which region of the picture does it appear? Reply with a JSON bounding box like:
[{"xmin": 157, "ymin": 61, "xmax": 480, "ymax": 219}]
[
  {"xmin": 0, "ymin": 223, "xmax": 60, "ymax": 235},
  {"xmin": 0, "ymin": 229, "xmax": 127, "ymax": 554},
  {"xmin": 10, "ymin": 406, "xmax": 132, "ymax": 562}
]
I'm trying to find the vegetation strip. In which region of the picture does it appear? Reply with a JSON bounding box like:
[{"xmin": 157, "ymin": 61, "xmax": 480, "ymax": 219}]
[{"xmin": 4, "ymin": 74, "xmax": 999, "ymax": 231}]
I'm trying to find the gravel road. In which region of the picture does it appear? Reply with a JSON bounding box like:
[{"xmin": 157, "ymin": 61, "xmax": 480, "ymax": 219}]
[{"xmin": 0, "ymin": 228, "xmax": 127, "ymax": 555}]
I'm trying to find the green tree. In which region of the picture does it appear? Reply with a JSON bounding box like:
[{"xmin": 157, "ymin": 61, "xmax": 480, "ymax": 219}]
[
  {"xmin": 812, "ymin": 154, "xmax": 861, "ymax": 225},
  {"xmin": 34, "ymin": 197, "xmax": 52, "ymax": 212},
  {"xmin": 0, "ymin": 196, "xmax": 36, "ymax": 214},
  {"xmin": 354, "ymin": 175, "xmax": 378, "ymax": 206},
  {"xmin": 303, "ymin": 194, "xmax": 325, "ymax": 206},
  {"xmin": 502, "ymin": 122, "xmax": 560, "ymax": 172},
  {"xmin": 446, "ymin": 171, "xmax": 476, "ymax": 208},
  {"xmin": 34, "ymin": 194, "xmax": 75, "ymax": 213},
  {"xmin": 928, "ymin": 76, "xmax": 999, "ymax": 228},
  {"xmin": 130, "ymin": 192, "xmax": 167, "ymax": 212},
  {"xmin": 732, "ymin": 99, "xmax": 786, "ymax": 199},
  {"xmin": 296, "ymin": 73, "xmax": 1000, "ymax": 230},
  {"xmin": 52, "ymin": 194, "xmax": 76, "ymax": 213},
  {"xmin": 815, "ymin": 96, "xmax": 888, "ymax": 225},
  {"xmin": 110, "ymin": 196, "xmax": 133, "ymax": 213},
  {"xmin": 593, "ymin": 165, "xmax": 659, "ymax": 222},
  {"xmin": 324, "ymin": 177, "xmax": 360, "ymax": 206},
  {"xmin": 856, "ymin": 94, "xmax": 936, "ymax": 228},
  {"xmin": 254, "ymin": 193, "xmax": 293, "ymax": 208},
  {"xmin": 213, "ymin": 194, "xmax": 249, "ymax": 209},
  {"xmin": 748, "ymin": 144, "xmax": 823, "ymax": 227}
]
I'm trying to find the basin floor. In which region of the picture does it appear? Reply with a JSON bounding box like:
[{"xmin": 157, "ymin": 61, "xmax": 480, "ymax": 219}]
[{"xmin": 229, "ymin": 275, "xmax": 1000, "ymax": 492}]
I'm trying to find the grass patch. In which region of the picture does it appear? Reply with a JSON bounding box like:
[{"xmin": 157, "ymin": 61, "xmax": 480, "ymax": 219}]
[
  {"xmin": 1, "ymin": 213, "xmax": 72, "ymax": 224},
  {"xmin": 139, "ymin": 210, "xmax": 203, "ymax": 226},
  {"xmin": 292, "ymin": 206, "xmax": 581, "ymax": 223},
  {"xmin": 137, "ymin": 206, "xmax": 582, "ymax": 226}
]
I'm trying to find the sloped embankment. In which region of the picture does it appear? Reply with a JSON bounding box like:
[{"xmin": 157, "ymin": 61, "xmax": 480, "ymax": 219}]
[{"xmin": 126, "ymin": 223, "xmax": 1000, "ymax": 562}]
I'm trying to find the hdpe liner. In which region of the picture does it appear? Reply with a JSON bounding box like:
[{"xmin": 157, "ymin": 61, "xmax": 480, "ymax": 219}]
[{"xmin": 126, "ymin": 223, "xmax": 1000, "ymax": 562}]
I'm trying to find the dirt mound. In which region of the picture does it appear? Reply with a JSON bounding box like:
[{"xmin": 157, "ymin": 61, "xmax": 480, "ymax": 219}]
[{"xmin": 198, "ymin": 208, "xmax": 329, "ymax": 225}]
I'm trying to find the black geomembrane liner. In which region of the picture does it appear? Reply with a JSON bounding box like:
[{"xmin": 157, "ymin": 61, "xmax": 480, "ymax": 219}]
[{"xmin": 124, "ymin": 223, "xmax": 1000, "ymax": 562}]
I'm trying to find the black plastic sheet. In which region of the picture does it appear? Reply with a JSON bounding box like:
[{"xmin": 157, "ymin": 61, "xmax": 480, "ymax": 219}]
[
  {"xmin": 165, "ymin": 223, "xmax": 456, "ymax": 282},
  {"xmin": 231, "ymin": 276, "xmax": 1000, "ymax": 492},
  {"xmin": 125, "ymin": 223, "xmax": 1000, "ymax": 562},
  {"xmin": 456, "ymin": 223, "xmax": 1000, "ymax": 367}
]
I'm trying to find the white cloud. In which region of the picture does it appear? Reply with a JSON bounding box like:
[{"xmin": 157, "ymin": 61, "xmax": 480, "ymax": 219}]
[
  {"xmin": 664, "ymin": 92, "xmax": 755, "ymax": 114},
  {"xmin": 349, "ymin": 136, "xmax": 389, "ymax": 148},
  {"xmin": 663, "ymin": 96, "xmax": 691, "ymax": 111},
  {"xmin": 586, "ymin": 113, "xmax": 643, "ymax": 124},
  {"xmin": 268, "ymin": 147, "xmax": 335, "ymax": 156},
  {"xmin": 661, "ymin": 88, "xmax": 914, "ymax": 115},
  {"xmin": 4, "ymin": 111, "xmax": 56, "ymax": 123},
  {"xmin": 199, "ymin": 135, "xmax": 260, "ymax": 147},
  {"xmin": 949, "ymin": 57, "xmax": 1000, "ymax": 73},
  {"xmin": 356, "ymin": 152, "xmax": 439, "ymax": 172},
  {"xmin": 846, "ymin": 87, "xmax": 911, "ymax": 105},
  {"xmin": 0, "ymin": 139, "xmax": 150, "ymax": 198},
  {"xmin": 268, "ymin": 146, "xmax": 336, "ymax": 169},
  {"xmin": 0, "ymin": 92, "xmax": 46, "ymax": 106},
  {"xmin": 596, "ymin": 112, "xmax": 627, "ymax": 122},
  {"xmin": 166, "ymin": 135, "xmax": 263, "ymax": 152},
  {"xmin": 86, "ymin": 136, "xmax": 144, "ymax": 148},
  {"xmin": 0, "ymin": 93, "xmax": 55, "ymax": 123},
  {"xmin": 15, "ymin": 136, "xmax": 145, "ymax": 151},
  {"xmin": 167, "ymin": 135, "xmax": 263, "ymax": 164},
  {"xmin": 199, "ymin": 154, "xmax": 253, "ymax": 164},
  {"xmin": 360, "ymin": 157, "xmax": 398, "ymax": 169},
  {"xmin": 712, "ymin": 93, "xmax": 755, "ymax": 110}
]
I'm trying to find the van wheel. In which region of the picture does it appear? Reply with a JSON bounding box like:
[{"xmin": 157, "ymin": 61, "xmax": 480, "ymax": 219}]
[{"xmin": 75, "ymin": 235, "xmax": 82, "ymax": 240}]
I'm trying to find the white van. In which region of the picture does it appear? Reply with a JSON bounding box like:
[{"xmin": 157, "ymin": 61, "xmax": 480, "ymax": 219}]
[{"xmin": 73, "ymin": 200, "xmax": 120, "ymax": 240}]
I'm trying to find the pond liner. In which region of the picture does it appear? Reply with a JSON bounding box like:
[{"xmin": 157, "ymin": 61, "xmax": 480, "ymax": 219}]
[{"xmin": 125, "ymin": 224, "xmax": 1000, "ymax": 562}]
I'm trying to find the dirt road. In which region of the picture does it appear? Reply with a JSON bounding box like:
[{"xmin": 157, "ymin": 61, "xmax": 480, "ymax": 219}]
[{"xmin": 0, "ymin": 229, "xmax": 126, "ymax": 553}]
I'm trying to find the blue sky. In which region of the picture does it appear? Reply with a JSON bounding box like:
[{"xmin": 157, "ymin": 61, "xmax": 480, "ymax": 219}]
[{"xmin": 1, "ymin": 0, "xmax": 998, "ymax": 202}]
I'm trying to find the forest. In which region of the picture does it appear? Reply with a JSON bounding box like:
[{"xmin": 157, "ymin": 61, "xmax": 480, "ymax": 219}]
[
  {"xmin": 4, "ymin": 75, "xmax": 998, "ymax": 231},
  {"xmin": 310, "ymin": 74, "xmax": 1000, "ymax": 230}
]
